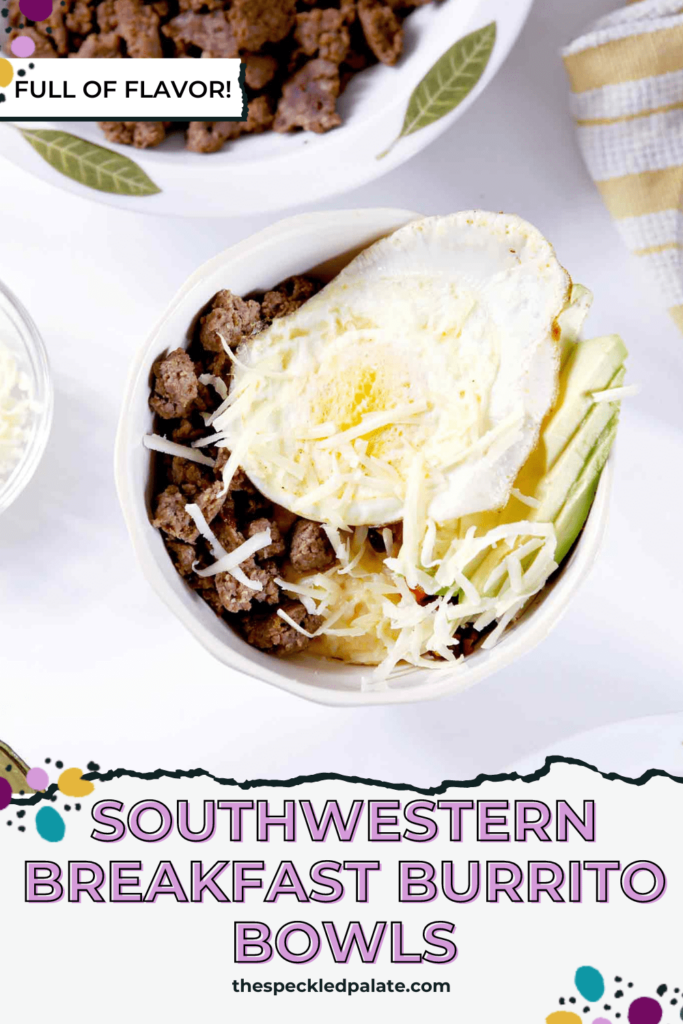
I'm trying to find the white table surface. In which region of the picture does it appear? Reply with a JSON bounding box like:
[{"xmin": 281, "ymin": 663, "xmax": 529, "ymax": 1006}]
[{"xmin": 1, "ymin": 0, "xmax": 682, "ymax": 785}]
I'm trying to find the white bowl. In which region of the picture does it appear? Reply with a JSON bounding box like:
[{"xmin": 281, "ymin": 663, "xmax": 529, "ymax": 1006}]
[
  {"xmin": 115, "ymin": 208, "xmax": 613, "ymax": 707},
  {"xmin": 1, "ymin": 0, "xmax": 533, "ymax": 217},
  {"xmin": 0, "ymin": 280, "xmax": 53, "ymax": 515}
]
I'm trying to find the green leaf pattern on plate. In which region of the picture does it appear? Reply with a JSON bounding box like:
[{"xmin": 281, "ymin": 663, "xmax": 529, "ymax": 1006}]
[
  {"xmin": 379, "ymin": 21, "xmax": 497, "ymax": 158},
  {"xmin": 17, "ymin": 128, "xmax": 162, "ymax": 196}
]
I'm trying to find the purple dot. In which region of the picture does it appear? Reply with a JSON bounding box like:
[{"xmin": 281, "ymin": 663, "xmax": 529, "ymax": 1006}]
[
  {"xmin": 628, "ymin": 998, "xmax": 663, "ymax": 1024},
  {"xmin": 0, "ymin": 777, "xmax": 11, "ymax": 811},
  {"xmin": 26, "ymin": 767, "xmax": 49, "ymax": 791},
  {"xmin": 11, "ymin": 35, "xmax": 35, "ymax": 56},
  {"xmin": 19, "ymin": 0, "xmax": 52, "ymax": 20},
  {"xmin": 593, "ymin": 1019, "xmax": 612, "ymax": 1024}
]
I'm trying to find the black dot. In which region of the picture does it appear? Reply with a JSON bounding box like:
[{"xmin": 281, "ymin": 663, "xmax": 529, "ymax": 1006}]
[
  {"xmin": 55, "ymin": 760, "xmax": 63, "ymax": 769},
  {"xmin": 5, "ymin": 764, "xmax": 12, "ymax": 772},
  {"xmin": 45, "ymin": 26, "xmax": 52, "ymax": 32},
  {"xmin": 615, "ymin": 977, "xmax": 622, "ymax": 983},
  {"xmin": 75, "ymin": 803, "xmax": 81, "ymax": 811},
  {"xmin": 19, "ymin": 790, "xmax": 24, "ymax": 795},
  {"xmin": 672, "ymin": 1000, "xmax": 678, "ymax": 1006},
  {"xmin": 615, "ymin": 991, "xmax": 623, "ymax": 999},
  {"xmin": 6, "ymin": 820, "xmax": 12, "ymax": 825},
  {"xmin": 569, "ymin": 998, "xmax": 576, "ymax": 1004},
  {"xmin": 17, "ymin": 810, "xmax": 25, "ymax": 819},
  {"xmin": 659, "ymin": 986, "xmax": 669, "ymax": 997},
  {"xmin": 18, "ymin": 826, "xmax": 25, "ymax": 832},
  {"xmin": 583, "ymin": 1008, "xmax": 589, "ymax": 1014},
  {"xmin": 64, "ymin": 805, "xmax": 71, "ymax": 812},
  {"xmin": 18, "ymin": 69, "xmax": 26, "ymax": 76},
  {"xmin": 628, "ymin": 983, "xmax": 633, "ymax": 989},
  {"xmin": 604, "ymin": 1006, "xmax": 611, "ymax": 1011},
  {"xmin": 50, "ymin": 795, "xmax": 57, "ymax": 802},
  {"xmin": 45, "ymin": 758, "xmax": 51, "ymax": 764},
  {"xmin": 29, "ymin": 62, "xmax": 34, "ymax": 68},
  {"xmin": 4, "ymin": 26, "xmax": 10, "ymax": 32},
  {"xmin": 0, "ymin": 95, "xmax": 6, "ymax": 103},
  {"xmin": 87, "ymin": 762, "xmax": 100, "ymax": 772},
  {"xmin": 0, "ymin": 7, "xmax": 8, "ymax": 13},
  {"xmin": 559, "ymin": 999, "xmax": 565, "ymax": 1006}
]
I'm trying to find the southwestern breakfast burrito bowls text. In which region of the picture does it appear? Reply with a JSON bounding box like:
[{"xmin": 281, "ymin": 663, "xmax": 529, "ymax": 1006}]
[{"xmin": 116, "ymin": 208, "xmax": 630, "ymax": 706}]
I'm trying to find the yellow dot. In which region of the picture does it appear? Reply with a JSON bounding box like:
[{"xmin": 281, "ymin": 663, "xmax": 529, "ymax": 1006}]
[
  {"xmin": 0, "ymin": 58, "xmax": 14, "ymax": 89},
  {"xmin": 58, "ymin": 767, "xmax": 95, "ymax": 798},
  {"xmin": 546, "ymin": 1014, "xmax": 582, "ymax": 1024}
]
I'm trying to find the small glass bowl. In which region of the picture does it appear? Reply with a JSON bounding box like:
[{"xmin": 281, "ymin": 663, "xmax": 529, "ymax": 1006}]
[{"xmin": 0, "ymin": 280, "xmax": 53, "ymax": 515}]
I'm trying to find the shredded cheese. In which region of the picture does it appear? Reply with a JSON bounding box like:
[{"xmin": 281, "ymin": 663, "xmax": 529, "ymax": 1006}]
[
  {"xmin": 510, "ymin": 487, "xmax": 540, "ymax": 509},
  {"xmin": 198, "ymin": 373, "xmax": 229, "ymax": 401},
  {"xmin": 0, "ymin": 336, "xmax": 34, "ymax": 487},
  {"xmin": 185, "ymin": 502, "xmax": 263, "ymax": 591},
  {"xmin": 591, "ymin": 384, "xmax": 640, "ymax": 403},
  {"xmin": 143, "ymin": 434, "xmax": 216, "ymax": 468},
  {"xmin": 194, "ymin": 529, "xmax": 272, "ymax": 578}
]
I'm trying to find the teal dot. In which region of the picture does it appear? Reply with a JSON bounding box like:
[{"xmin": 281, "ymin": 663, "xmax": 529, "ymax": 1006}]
[
  {"xmin": 35, "ymin": 806, "xmax": 65, "ymax": 842},
  {"xmin": 575, "ymin": 966, "xmax": 605, "ymax": 1002}
]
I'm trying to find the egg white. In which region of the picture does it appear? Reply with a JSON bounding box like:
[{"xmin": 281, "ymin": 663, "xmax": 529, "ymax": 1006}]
[{"xmin": 217, "ymin": 211, "xmax": 571, "ymax": 527}]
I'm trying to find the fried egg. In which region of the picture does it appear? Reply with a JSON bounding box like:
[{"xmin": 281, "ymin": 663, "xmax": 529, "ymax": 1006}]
[{"xmin": 217, "ymin": 211, "xmax": 571, "ymax": 527}]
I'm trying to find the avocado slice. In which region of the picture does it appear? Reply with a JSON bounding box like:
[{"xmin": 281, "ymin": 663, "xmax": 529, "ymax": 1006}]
[
  {"xmin": 553, "ymin": 411, "xmax": 619, "ymax": 564},
  {"xmin": 462, "ymin": 334, "xmax": 627, "ymax": 597},
  {"xmin": 558, "ymin": 283, "xmax": 593, "ymax": 367}
]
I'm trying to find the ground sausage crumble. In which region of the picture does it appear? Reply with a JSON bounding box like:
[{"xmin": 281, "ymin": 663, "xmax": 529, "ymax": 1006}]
[{"xmin": 148, "ymin": 274, "xmax": 341, "ymax": 655}]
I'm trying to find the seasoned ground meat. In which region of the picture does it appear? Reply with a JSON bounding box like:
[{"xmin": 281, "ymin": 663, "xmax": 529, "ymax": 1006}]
[
  {"xmin": 162, "ymin": 10, "xmax": 238, "ymax": 57},
  {"xmin": 172, "ymin": 418, "xmax": 205, "ymax": 444},
  {"xmin": 65, "ymin": 0, "xmax": 94, "ymax": 36},
  {"xmin": 96, "ymin": 0, "xmax": 118, "ymax": 31},
  {"xmin": 148, "ymin": 274, "xmax": 337, "ymax": 657},
  {"xmin": 152, "ymin": 486, "xmax": 200, "ymax": 543},
  {"xmin": 9, "ymin": 0, "xmax": 436, "ymax": 152},
  {"xmin": 200, "ymin": 290, "xmax": 264, "ymax": 351},
  {"xmin": 357, "ymin": 0, "xmax": 403, "ymax": 65},
  {"xmin": 247, "ymin": 518, "xmax": 286, "ymax": 559},
  {"xmin": 273, "ymin": 59, "xmax": 342, "ymax": 135},
  {"xmin": 186, "ymin": 120, "xmax": 243, "ymax": 156},
  {"xmin": 152, "ymin": 478, "xmax": 225, "ymax": 542},
  {"xmin": 150, "ymin": 348, "xmax": 198, "ymax": 419},
  {"xmin": 228, "ymin": 0, "xmax": 295, "ymax": 50},
  {"xmin": 166, "ymin": 539, "xmax": 197, "ymax": 576},
  {"xmin": 100, "ymin": 120, "xmax": 167, "ymax": 148},
  {"xmin": 294, "ymin": 9, "xmax": 350, "ymax": 64},
  {"xmin": 261, "ymin": 276, "xmax": 319, "ymax": 319},
  {"xmin": 216, "ymin": 558, "xmax": 279, "ymax": 613},
  {"xmin": 195, "ymin": 479, "xmax": 227, "ymax": 524},
  {"xmin": 289, "ymin": 519, "xmax": 335, "ymax": 571},
  {"xmin": 186, "ymin": 97, "xmax": 274, "ymax": 154},
  {"xmin": 241, "ymin": 601, "xmax": 323, "ymax": 653},
  {"xmin": 170, "ymin": 457, "xmax": 212, "ymax": 494},
  {"xmin": 190, "ymin": 576, "xmax": 226, "ymax": 616},
  {"xmin": 73, "ymin": 32, "xmax": 122, "ymax": 56},
  {"xmin": 114, "ymin": 0, "xmax": 163, "ymax": 56},
  {"xmin": 243, "ymin": 54, "xmax": 278, "ymax": 91}
]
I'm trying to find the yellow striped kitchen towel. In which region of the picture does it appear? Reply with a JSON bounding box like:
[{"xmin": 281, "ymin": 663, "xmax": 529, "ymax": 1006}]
[{"xmin": 563, "ymin": 0, "xmax": 683, "ymax": 332}]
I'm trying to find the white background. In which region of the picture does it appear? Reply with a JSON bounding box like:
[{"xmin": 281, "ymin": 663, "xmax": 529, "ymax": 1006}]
[{"xmin": 1, "ymin": 0, "xmax": 682, "ymax": 785}]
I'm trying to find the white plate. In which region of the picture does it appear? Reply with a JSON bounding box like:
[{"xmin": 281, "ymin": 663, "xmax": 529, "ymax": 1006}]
[
  {"xmin": 0, "ymin": 0, "xmax": 533, "ymax": 217},
  {"xmin": 115, "ymin": 207, "xmax": 615, "ymax": 708},
  {"xmin": 509, "ymin": 714, "xmax": 683, "ymax": 778}
]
